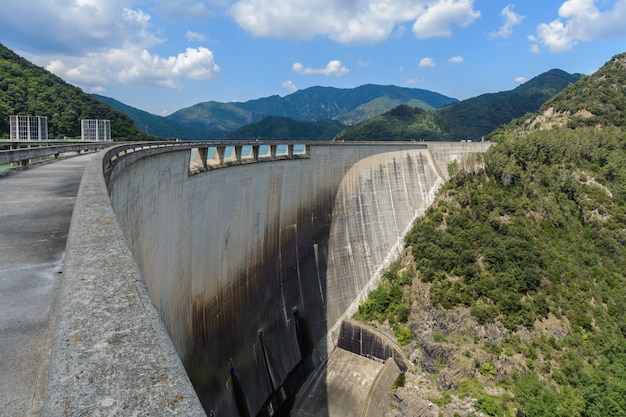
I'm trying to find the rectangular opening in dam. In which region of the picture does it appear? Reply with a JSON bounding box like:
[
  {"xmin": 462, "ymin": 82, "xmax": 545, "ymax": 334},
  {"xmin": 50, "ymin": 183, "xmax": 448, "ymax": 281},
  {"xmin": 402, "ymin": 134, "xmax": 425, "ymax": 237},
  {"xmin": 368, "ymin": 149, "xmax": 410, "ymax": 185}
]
[
  {"xmin": 241, "ymin": 145, "xmax": 253, "ymax": 158},
  {"xmin": 258, "ymin": 144, "xmax": 270, "ymax": 157},
  {"xmin": 275, "ymin": 145, "xmax": 287, "ymax": 155}
]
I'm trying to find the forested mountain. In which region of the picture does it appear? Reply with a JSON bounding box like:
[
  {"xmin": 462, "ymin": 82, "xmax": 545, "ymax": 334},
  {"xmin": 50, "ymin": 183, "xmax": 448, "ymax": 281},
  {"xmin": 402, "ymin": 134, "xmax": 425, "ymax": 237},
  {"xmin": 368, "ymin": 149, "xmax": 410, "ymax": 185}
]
[
  {"xmin": 0, "ymin": 43, "xmax": 143, "ymax": 140},
  {"xmin": 225, "ymin": 116, "xmax": 346, "ymax": 140},
  {"xmin": 164, "ymin": 84, "xmax": 457, "ymax": 137},
  {"xmin": 359, "ymin": 53, "xmax": 626, "ymax": 416},
  {"xmin": 335, "ymin": 69, "xmax": 581, "ymax": 142}
]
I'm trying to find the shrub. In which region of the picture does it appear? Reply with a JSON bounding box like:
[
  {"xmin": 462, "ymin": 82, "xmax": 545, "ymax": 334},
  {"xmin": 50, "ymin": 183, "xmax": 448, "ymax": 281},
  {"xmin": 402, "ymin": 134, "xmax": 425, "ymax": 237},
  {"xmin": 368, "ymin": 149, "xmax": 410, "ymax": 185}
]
[
  {"xmin": 475, "ymin": 395, "xmax": 502, "ymax": 416},
  {"xmin": 394, "ymin": 325, "xmax": 412, "ymax": 346}
]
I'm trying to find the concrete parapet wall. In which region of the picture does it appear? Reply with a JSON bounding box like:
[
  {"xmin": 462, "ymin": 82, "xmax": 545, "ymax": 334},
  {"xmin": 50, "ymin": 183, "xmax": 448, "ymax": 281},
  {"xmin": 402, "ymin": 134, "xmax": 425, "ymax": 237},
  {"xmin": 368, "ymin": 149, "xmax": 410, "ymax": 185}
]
[
  {"xmin": 42, "ymin": 150, "xmax": 205, "ymax": 416},
  {"xmin": 104, "ymin": 141, "xmax": 489, "ymax": 415}
]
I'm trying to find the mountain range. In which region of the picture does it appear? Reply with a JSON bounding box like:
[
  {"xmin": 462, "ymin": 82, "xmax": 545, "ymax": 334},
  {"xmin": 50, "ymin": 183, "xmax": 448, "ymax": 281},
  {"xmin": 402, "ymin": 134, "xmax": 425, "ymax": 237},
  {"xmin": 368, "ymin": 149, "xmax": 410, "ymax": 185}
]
[
  {"xmin": 96, "ymin": 84, "xmax": 458, "ymax": 140},
  {"xmin": 97, "ymin": 70, "xmax": 581, "ymax": 141}
]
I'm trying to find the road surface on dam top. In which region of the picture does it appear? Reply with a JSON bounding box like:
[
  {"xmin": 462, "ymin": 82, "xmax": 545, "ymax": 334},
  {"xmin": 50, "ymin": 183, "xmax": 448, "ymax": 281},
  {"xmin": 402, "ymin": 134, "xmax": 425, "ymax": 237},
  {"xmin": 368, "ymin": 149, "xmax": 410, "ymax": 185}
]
[{"xmin": 0, "ymin": 154, "xmax": 94, "ymax": 417}]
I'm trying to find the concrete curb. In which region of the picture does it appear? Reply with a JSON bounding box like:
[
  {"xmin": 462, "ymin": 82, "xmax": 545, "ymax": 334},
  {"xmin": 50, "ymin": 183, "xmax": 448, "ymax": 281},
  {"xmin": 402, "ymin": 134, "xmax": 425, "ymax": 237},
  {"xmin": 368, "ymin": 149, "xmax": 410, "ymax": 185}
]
[{"xmin": 42, "ymin": 150, "xmax": 205, "ymax": 416}]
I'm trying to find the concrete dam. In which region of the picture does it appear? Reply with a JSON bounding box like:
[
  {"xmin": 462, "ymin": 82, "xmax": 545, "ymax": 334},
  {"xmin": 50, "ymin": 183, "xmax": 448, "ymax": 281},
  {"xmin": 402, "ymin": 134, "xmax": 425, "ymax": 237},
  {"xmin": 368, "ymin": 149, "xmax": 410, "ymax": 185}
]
[{"xmin": 43, "ymin": 141, "xmax": 490, "ymax": 416}]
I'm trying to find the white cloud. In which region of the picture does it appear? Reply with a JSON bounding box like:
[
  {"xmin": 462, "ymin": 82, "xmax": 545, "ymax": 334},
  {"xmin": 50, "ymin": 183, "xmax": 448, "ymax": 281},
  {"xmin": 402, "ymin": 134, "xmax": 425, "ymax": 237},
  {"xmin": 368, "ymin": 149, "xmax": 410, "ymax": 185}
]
[
  {"xmin": 45, "ymin": 59, "xmax": 109, "ymax": 85},
  {"xmin": 230, "ymin": 0, "xmax": 480, "ymax": 44},
  {"xmin": 282, "ymin": 80, "xmax": 299, "ymax": 92},
  {"xmin": 0, "ymin": 1, "xmax": 162, "ymax": 55},
  {"xmin": 534, "ymin": 0, "xmax": 626, "ymax": 52},
  {"xmin": 293, "ymin": 60, "xmax": 349, "ymax": 77},
  {"xmin": 172, "ymin": 47, "xmax": 221, "ymax": 79},
  {"xmin": 46, "ymin": 46, "xmax": 220, "ymax": 89},
  {"xmin": 515, "ymin": 76, "xmax": 528, "ymax": 84},
  {"xmin": 448, "ymin": 56, "xmax": 464, "ymax": 63},
  {"xmin": 419, "ymin": 57, "xmax": 436, "ymax": 67},
  {"xmin": 186, "ymin": 30, "xmax": 207, "ymax": 41},
  {"xmin": 0, "ymin": 2, "xmax": 222, "ymax": 91},
  {"xmin": 489, "ymin": 4, "xmax": 525, "ymax": 39},
  {"xmin": 412, "ymin": 0, "xmax": 481, "ymax": 38}
]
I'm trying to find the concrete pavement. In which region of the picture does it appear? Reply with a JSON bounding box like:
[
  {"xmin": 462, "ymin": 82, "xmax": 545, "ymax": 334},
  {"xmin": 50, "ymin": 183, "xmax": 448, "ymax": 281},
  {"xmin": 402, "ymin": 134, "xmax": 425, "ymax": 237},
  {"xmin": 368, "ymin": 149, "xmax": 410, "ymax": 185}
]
[{"xmin": 0, "ymin": 154, "xmax": 94, "ymax": 417}]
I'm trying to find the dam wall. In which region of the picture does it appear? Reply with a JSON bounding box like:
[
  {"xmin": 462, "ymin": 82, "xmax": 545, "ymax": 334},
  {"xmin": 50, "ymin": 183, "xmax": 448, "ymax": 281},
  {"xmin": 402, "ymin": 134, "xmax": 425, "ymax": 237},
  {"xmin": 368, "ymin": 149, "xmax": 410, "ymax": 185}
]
[{"xmin": 106, "ymin": 141, "xmax": 490, "ymax": 416}]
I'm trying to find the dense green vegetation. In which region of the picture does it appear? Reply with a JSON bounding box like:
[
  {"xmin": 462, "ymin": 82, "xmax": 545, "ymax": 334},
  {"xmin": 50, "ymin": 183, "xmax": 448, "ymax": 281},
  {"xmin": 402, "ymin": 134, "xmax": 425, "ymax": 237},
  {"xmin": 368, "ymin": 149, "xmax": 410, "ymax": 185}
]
[
  {"xmin": 0, "ymin": 43, "xmax": 144, "ymax": 140},
  {"xmin": 414, "ymin": 127, "xmax": 626, "ymax": 416},
  {"xmin": 357, "ymin": 52, "xmax": 626, "ymax": 416},
  {"xmin": 335, "ymin": 69, "xmax": 580, "ymax": 142},
  {"xmin": 224, "ymin": 115, "xmax": 346, "ymax": 140}
]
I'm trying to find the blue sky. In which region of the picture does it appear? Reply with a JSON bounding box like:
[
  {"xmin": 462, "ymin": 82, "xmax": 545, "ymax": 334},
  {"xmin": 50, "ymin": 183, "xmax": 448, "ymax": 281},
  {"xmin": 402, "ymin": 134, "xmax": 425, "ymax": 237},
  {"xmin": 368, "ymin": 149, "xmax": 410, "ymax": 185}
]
[{"xmin": 1, "ymin": 0, "xmax": 625, "ymax": 116}]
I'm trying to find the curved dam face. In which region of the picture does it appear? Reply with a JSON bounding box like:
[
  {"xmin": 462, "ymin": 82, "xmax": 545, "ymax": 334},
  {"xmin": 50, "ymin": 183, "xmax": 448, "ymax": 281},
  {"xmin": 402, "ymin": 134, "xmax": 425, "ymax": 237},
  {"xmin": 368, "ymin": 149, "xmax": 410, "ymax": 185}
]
[{"xmin": 107, "ymin": 141, "xmax": 489, "ymax": 416}]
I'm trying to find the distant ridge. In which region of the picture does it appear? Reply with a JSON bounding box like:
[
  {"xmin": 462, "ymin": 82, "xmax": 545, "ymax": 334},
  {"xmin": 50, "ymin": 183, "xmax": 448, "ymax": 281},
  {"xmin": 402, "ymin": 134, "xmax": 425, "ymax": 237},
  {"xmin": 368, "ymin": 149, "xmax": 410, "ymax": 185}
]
[{"xmin": 334, "ymin": 69, "xmax": 581, "ymax": 142}]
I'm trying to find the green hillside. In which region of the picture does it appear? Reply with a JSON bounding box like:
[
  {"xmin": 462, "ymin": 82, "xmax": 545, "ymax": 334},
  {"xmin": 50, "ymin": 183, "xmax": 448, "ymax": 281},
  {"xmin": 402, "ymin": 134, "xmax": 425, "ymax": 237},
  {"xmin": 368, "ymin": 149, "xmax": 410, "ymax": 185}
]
[
  {"xmin": 225, "ymin": 116, "xmax": 346, "ymax": 140},
  {"xmin": 335, "ymin": 69, "xmax": 581, "ymax": 142},
  {"xmin": 0, "ymin": 43, "xmax": 143, "ymax": 140},
  {"xmin": 333, "ymin": 104, "xmax": 445, "ymax": 141},
  {"xmin": 358, "ymin": 53, "xmax": 626, "ymax": 416},
  {"xmin": 337, "ymin": 97, "xmax": 435, "ymax": 126}
]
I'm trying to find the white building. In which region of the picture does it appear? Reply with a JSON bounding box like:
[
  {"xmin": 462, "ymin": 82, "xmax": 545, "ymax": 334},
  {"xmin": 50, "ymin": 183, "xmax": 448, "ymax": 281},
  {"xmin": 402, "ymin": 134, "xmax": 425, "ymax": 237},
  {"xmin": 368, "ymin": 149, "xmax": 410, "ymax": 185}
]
[
  {"xmin": 81, "ymin": 119, "xmax": 111, "ymax": 142},
  {"xmin": 9, "ymin": 115, "xmax": 48, "ymax": 141}
]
